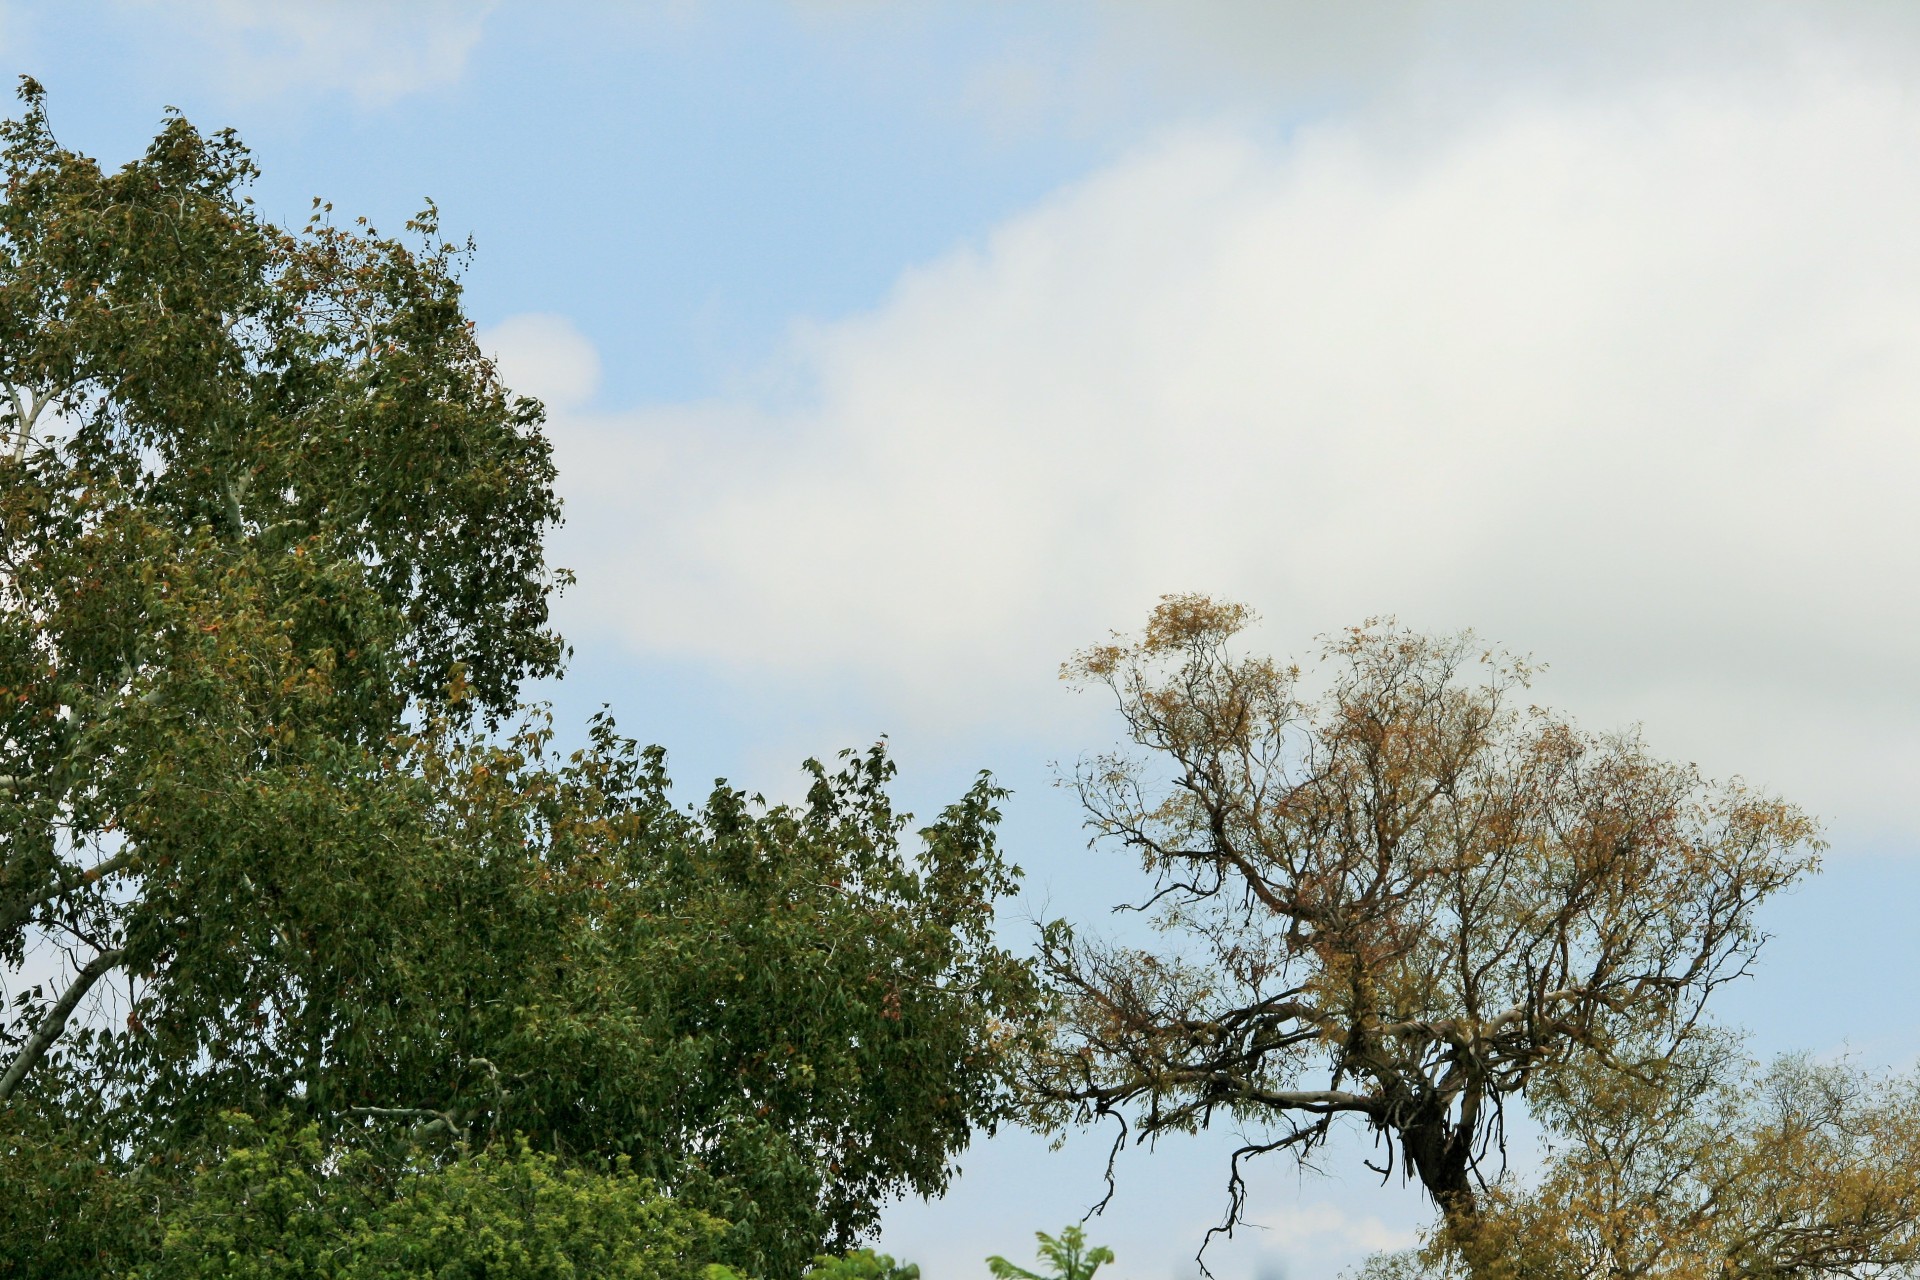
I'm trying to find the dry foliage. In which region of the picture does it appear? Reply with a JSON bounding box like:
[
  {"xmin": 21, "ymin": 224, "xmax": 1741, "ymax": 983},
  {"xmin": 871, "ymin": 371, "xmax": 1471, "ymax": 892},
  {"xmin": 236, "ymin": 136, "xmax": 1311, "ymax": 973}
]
[
  {"xmin": 1365, "ymin": 1041, "xmax": 1920, "ymax": 1279},
  {"xmin": 1029, "ymin": 595, "xmax": 1822, "ymax": 1269}
]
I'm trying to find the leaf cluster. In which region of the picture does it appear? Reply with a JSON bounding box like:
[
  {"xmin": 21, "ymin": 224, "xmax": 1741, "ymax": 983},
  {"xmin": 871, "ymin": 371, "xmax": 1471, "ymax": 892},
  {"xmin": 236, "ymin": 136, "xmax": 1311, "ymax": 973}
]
[
  {"xmin": 145, "ymin": 1111, "xmax": 729, "ymax": 1280},
  {"xmin": 987, "ymin": 1225, "xmax": 1114, "ymax": 1280}
]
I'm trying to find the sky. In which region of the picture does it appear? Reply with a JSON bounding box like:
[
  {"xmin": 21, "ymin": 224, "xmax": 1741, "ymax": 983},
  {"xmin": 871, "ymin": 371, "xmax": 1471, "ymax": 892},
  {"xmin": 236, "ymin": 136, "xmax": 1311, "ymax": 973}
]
[{"xmin": 11, "ymin": 2, "xmax": 1920, "ymax": 1276}]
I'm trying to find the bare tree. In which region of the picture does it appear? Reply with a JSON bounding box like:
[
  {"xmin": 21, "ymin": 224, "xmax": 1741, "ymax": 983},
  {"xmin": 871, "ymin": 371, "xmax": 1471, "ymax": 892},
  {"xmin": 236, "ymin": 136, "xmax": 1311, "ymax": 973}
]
[{"xmin": 1027, "ymin": 596, "xmax": 1821, "ymax": 1274}]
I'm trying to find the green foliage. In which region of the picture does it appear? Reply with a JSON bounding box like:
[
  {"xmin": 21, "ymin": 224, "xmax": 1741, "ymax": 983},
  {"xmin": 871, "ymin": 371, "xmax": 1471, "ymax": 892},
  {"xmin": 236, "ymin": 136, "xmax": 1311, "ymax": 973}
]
[
  {"xmin": 0, "ymin": 1095, "xmax": 164, "ymax": 1277},
  {"xmin": 145, "ymin": 1113, "xmax": 729, "ymax": 1280},
  {"xmin": 802, "ymin": 1249, "xmax": 921, "ymax": 1280},
  {"xmin": 256, "ymin": 718, "xmax": 1036, "ymax": 1277},
  {"xmin": 0, "ymin": 70, "xmax": 566, "ymax": 1117},
  {"xmin": 0, "ymin": 76, "xmax": 564, "ymax": 717},
  {"xmin": 986, "ymin": 1225, "xmax": 1114, "ymax": 1280},
  {"xmin": 0, "ymin": 85, "xmax": 1037, "ymax": 1280}
]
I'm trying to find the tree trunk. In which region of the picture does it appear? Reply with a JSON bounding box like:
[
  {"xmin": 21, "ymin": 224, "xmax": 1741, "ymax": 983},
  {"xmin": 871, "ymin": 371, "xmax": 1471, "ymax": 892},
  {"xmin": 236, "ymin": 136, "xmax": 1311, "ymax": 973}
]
[{"xmin": 1404, "ymin": 1115, "xmax": 1497, "ymax": 1276}]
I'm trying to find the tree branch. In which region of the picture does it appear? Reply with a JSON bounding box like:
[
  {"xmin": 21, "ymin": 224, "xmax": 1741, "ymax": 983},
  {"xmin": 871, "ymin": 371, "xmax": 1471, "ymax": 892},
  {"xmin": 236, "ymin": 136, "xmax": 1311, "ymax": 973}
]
[
  {"xmin": 6, "ymin": 383, "xmax": 60, "ymax": 460},
  {"xmin": 348, "ymin": 1104, "xmax": 468, "ymax": 1140},
  {"xmin": 0, "ymin": 848, "xmax": 141, "ymax": 942},
  {"xmin": 0, "ymin": 946, "xmax": 126, "ymax": 1103}
]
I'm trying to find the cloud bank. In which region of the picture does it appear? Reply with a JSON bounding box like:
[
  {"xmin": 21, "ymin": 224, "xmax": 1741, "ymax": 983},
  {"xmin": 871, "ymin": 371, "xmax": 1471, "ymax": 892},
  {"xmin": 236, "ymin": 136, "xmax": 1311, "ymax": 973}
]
[
  {"xmin": 1100, "ymin": 0, "xmax": 1920, "ymax": 97},
  {"xmin": 115, "ymin": 0, "xmax": 494, "ymax": 106},
  {"xmin": 506, "ymin": 23, "xmax": 1920, "ymax": 844}
]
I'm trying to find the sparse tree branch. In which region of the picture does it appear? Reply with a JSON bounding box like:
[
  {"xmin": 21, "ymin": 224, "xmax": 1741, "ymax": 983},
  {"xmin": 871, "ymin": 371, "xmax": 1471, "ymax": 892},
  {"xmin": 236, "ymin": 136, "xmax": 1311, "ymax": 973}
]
[
  {"xmin": 1032, "ymin": 596, "xmax": 1822, "ymax": 1276},
  {"xmin": 348, "ymin": 1105, "xmax": 468, "ymax": 1138}
]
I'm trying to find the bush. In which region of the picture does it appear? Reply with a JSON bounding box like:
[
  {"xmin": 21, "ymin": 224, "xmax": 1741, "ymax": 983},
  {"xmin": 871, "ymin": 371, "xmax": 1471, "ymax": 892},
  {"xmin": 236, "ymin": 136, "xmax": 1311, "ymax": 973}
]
[{"xmin": 147, "ymin": 1113, "xmax": 731, "ymax": 1280}]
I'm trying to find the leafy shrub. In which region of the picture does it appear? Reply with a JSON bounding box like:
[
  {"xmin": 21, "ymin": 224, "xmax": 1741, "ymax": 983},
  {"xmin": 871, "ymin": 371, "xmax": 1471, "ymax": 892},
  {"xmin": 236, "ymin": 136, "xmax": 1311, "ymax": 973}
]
[
  {"xmin": 147, "ymin": 1113, "xmax": 730, "ymax": 1280},
  {"xmin": 987, "ymin": 1226, "xmax": 1113, "ymax": 1280}
]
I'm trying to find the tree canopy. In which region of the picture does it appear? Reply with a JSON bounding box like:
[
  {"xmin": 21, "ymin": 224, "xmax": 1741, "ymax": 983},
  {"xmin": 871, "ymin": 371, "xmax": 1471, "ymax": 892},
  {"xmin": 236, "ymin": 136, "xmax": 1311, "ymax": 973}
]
[
  {"xmin": 0, "ymin": 70, "xmax": 565, "ymax": 1111},
  {"xmin": 1027, "ymin": 595, "xmax": 1823, "ymax": 1272},
  {"xmin": 0, "ymin": 82, "xmax": 1035, "ymax": 1279}
]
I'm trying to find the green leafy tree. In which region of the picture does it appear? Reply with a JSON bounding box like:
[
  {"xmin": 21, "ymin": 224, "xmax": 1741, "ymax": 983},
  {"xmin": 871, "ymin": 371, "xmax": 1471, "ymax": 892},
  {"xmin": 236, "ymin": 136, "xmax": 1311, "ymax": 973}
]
[
  {"xmin": 0, "ymin": 85, "xmax": 1038, "ymax": 1280},
  {"xmin": 0, "ymin": 73, "xmax": 564, "ymax": 1113},
  {"xmin": 987, "ymin": 1226, "xmax": 1114, "ymax": 1280},
  {"xmin": 3, "ymin": 716, "xmax": 1036, "ymax": 1277},
  {"xmin": 273, "ymin": 717, "xmax": 1035, "ymax": 1277},
  {"xmin": 0, "ymin": 1094, "xmax": 164, "ymax": 1277}
]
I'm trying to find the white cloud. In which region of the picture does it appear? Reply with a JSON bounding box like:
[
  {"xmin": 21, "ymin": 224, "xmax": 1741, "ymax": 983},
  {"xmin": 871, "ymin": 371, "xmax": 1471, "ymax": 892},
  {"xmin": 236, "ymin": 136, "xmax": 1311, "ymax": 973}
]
[
  {"xmin": 1256, "ymin": 1199, "xmax": 1418, "ymax": 1261},
  {"xmin": 118, "ymin": 0, "xmax": 494, "ymax": 106},
  {"xmin": 541, "ymin": 39, "xmax": 1920, "ymax": 844},
  {"xmin": 483, "ymin": 313, "xmax": 602, "ymax": 413},
  {"xmin": 1095, "ymin": 1, "xmax": 1920, "ymax": 109},
  {"xmin": 789, "ymin": 2, "xmax": 1920, "ymax": 157}
]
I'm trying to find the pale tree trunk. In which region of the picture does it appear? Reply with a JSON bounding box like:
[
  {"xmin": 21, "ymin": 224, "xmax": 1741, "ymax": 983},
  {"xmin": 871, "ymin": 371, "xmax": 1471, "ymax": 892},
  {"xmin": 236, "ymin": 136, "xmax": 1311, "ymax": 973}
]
[{"xmin": 0, "ymin": 946, "xmax": 125, "ymax": 1103}]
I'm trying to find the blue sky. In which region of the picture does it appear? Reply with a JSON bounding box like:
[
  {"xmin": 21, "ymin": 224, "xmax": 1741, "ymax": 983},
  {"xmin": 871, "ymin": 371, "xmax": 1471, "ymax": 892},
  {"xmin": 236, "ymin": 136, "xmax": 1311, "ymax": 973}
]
[
  {"xmin": 13, "ymin": 3, "xmax": 1124, "ymax": 402},
  {"xmin": 14, "ymin": 3, "xmax": 1920, "ymax": 1277}
]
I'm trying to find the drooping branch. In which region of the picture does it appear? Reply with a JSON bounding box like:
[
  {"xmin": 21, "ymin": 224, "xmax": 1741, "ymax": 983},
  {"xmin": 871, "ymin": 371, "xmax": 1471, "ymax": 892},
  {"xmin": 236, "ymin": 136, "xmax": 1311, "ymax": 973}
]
[{"xmin": 347, "ymin": 1104, "xmax": 468, "ymax": 1139}]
